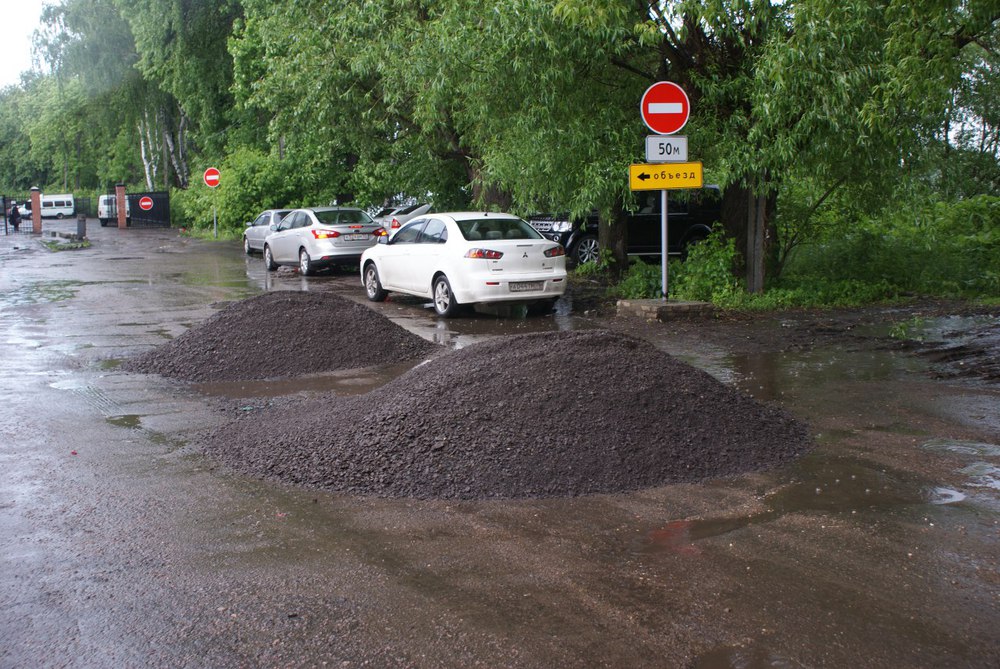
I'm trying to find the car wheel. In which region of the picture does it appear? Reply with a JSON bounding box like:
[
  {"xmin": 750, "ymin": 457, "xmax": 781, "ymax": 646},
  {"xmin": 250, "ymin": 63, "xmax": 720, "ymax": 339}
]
[
  {"xmin": 243, "ymin": 236, "xmax": 252, "ymax": 255},
  {"xmin": 99, "ymin": 219, "xmax": 107, "ymax": 227},
  {"xmin": 681, "ymin": 233, "xmax": 707, "ymax": 261},
  {"xmin": 364, "ymin": 263, "xmax": 388, "ymax": 302},
  {"xmin": 573, "ymin": 235, "xmax": 600, "ymax": 265},
  {"xmin": 56, "ymin": 213, "xmax": 64, "ymax": 220},
  {"xmin": 299, "ymin": 248, "xmax": 314, "ymax": 275},
  {"xmin": 263, "ymin": 245, "xmax": 277, "ymax": 271},
  {"xmin": 527, "ymin": 297, "xmax": 559, "ymax": 315},
  {"xmin": 433, "ymin": 275, "xmax": 460, "ymax": 317}
]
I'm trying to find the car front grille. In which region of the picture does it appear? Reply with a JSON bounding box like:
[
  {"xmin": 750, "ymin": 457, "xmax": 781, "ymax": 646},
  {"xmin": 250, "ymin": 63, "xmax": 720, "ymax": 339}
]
[{"xmin": 529, "ymin": 221, "xmax": 553, "ymax": 233}]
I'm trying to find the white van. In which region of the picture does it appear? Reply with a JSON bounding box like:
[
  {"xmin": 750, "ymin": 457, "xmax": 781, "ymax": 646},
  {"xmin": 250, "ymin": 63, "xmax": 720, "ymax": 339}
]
[
  {"xmin": 97, "ymin": 194, "xmax": 130, "ymax": 226},
  {"xmin": 32, "ymin": 193, "xmax": 75, "ymax": 219}
]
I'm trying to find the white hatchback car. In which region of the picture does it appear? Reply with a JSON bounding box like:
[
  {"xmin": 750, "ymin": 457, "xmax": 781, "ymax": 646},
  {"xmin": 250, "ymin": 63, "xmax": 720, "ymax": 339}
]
[
  {"xmin": 360, "ymin": 212, "xmax": 567, "ymax": 316},
  {"xmin": 264, "ymin": 207, "xmax": 382, "ymax": 275}
]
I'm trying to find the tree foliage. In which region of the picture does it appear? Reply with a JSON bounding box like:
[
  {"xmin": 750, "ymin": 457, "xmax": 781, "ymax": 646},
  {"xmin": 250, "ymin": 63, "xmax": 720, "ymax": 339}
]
[{"xmin": 0, "ymin": 0, "xmax": 994, "ymax": 297}]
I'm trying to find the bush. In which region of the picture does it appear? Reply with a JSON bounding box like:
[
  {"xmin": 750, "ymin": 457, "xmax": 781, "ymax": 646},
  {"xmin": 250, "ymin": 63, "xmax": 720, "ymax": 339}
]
[
  {"xmin": 784, "ymin": 195, "xmax": 1000, "ymax": 297},
  {"xmin": 617, "ymin": 260, "xmax": 663, "ymax": 299},
  {"xmin": 669, "ymin": 227, "xmax": 743, "ymax": 303}
]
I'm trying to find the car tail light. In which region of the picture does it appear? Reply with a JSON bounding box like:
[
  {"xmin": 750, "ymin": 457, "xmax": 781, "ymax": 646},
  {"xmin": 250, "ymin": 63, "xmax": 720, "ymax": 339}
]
[
  {"xmin": 391, "ymin": 218, "xmax": 401, "ymax": 229},
  {"xmin": 312, "ymin": 229, "xmax": 340, "ymax": 239},
  {"xmin": 465, "ymin": 248, "xmax": 504, "ymax": 260},
  {"xmin": 349, "ymin": 224, "xmax": 363, "ymax": 229},
  {"xmin": 373, "ymin": 227, "xmax": 388, "ymax": 237},
  {"xmin": 544, "ymin": 245, "xmax": 566, "ymax": 258}
]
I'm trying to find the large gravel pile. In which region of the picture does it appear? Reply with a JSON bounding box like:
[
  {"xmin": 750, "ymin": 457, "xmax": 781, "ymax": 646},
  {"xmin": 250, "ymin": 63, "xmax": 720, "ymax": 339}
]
[
  {"xmin": 201, "ymin": 330, "xmax": 812, "ymax": 499},
  {"xmin": 122, "ymin": 291, "xmax": 436, "ymax": 382}
]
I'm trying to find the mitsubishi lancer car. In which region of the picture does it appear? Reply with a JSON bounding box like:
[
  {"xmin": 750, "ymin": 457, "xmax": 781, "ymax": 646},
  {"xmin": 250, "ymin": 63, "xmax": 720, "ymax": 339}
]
[{"xmin": 360, "ymin": 212, "xmax": 567, "ymax": 316}]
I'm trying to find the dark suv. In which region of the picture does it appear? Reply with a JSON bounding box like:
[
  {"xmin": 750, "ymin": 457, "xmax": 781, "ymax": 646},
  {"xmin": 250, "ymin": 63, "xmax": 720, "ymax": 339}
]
[{"xmin": 528, "ymin": 186, "xmax": 722, "ymax": 265}]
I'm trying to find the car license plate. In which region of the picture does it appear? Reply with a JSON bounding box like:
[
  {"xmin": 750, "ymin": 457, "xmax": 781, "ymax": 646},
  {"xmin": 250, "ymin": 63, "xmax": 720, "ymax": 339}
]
[
  {"xmin": 509, "ymin": 281, "xmax": 543, "ymax": 292},
  {"xmin": 344, "ymin": 233, "xmax": 370, "ymax": 241}
]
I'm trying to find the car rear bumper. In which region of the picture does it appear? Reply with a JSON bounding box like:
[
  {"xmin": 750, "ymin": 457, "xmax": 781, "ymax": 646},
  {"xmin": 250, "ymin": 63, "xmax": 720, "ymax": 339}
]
[{"xmin": 453, "ymin": 273, "xmax": 567, "ymax": 305}]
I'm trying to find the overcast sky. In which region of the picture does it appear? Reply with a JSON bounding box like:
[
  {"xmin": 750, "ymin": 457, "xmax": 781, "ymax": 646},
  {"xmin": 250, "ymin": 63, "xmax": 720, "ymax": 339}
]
[{"xmin": 2, "ymin": 0, "xmax": 49, "ymax": 88}]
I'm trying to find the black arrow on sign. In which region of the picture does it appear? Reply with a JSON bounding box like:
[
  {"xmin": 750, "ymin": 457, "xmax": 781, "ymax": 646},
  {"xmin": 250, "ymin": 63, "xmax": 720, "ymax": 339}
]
[{"xmin": 638, "ymin": 172, "xmax": 651, "ymax": 181}]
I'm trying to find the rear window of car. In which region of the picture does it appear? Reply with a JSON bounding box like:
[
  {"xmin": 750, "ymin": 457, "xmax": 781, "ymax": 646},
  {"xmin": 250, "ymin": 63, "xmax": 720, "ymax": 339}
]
[
  {"xmin": 397, "ymin": 203, "xmax": 426, "ymax": 215},
  {"xmin": 315, "ymin": 209, "xmax": 374, "ymax": 226},
  {"xmin": 458, "ymin": 218, "xmax": 542, "ymax": 241}
]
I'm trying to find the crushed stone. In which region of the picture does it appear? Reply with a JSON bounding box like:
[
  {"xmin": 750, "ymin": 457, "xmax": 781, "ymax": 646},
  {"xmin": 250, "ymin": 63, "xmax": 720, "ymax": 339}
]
[
  {"xmin": 121, "ymin": 291, "xmax": 436, "ymax": 382},
  {"xmin": 199, "ymin": 329, "xmax": 813, "ymax": 499}
]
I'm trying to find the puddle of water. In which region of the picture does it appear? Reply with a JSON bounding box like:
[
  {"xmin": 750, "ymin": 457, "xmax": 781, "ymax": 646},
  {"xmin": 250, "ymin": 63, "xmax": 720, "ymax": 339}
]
[
  {"xmin": 390, "ymin": 305, "xmax": 588, "ymax": 350},
  {"xmin": 640, "ymin": 454, "xmax": 941, "ymax": 555},
  {"xmin": 922, "ymin": 438, "xmax": 1000, "ymax": 492},
  {"xmin": 692, "ymin": 643, "xmax": 796, "ymax": 669},
  {"xmin": 922, "ymin": 438, "xmax": 1000, "ymax": 459},
  {"xmin": 927, "ymin": 487, "xmax": 968, "ymax": 505},
  {"xmin": 107, "ymin": 414, "xmax": 142, "ymax": 429},
  {"xmin": 0, "ymin": 280, "xmax": 79, "ymax": 306},
  {"xmin": 193, "ymin": 359, "xmax": 430, "ymax": 399},
  {"xmin": 727, "ymin": 348, "xmax": 927, "ymax": 402},
  {"xmin": 642, "ymin": 437, "xmax": 1000, "ymax": 554},
  {"xmin": 859, "ymin": 314, "xmax": 1000, "ymax": 343},
  {"xmin": 956, "ymin": 463, "xmax": 1000, "ymax": 490}
]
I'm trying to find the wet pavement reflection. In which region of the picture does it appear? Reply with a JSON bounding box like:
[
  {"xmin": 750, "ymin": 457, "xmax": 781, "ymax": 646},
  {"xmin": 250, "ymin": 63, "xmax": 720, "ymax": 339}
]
[{"xmin": 2, "ymin": 223, "xmax": 998, "ymax": 668}]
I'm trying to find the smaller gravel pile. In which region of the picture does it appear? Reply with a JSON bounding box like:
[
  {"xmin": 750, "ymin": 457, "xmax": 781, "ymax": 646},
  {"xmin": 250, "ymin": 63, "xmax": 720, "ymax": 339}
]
[
  {"xmin": 122, "ymin": 291, "xmax": 436, "ymax": 382},
  {"xmin": 202, "ymin": 330, "xmax": 813, "ymax": 499}
]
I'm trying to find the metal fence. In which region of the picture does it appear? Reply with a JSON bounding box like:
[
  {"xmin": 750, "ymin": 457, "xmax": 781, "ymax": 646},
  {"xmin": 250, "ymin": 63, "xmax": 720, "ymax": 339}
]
[
  {"xmin": 127, "ymin": 191, "xmax": 171, "ymax": 228},
  {"xmin": 2, "ymin": 195, "xmax": 32, "ymax": 235},
  {"xmin": 3, "ymin": 194, "xmax": 94, "ymax": 235}
]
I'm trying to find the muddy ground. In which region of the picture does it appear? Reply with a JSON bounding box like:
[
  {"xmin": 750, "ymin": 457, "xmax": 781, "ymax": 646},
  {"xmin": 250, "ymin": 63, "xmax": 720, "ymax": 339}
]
[{"xmin": 1, "ymin": 223, "xmax": 998, "ymax": 668}]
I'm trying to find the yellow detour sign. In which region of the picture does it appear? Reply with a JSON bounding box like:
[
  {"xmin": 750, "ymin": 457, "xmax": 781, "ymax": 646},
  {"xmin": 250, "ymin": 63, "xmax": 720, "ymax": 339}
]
[{"xmin": 629, "ymin": 162, "xmax": 703, "ymax": 190}]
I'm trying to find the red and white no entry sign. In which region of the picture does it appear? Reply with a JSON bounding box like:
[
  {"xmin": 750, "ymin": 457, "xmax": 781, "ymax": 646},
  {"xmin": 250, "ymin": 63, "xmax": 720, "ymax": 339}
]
[
  {"xmin": 138, "ymin": 196, "xmax": 154, "ymax": 211},
  {"xmin": 203, "ymin": 167, "xmax": 221, "ymax": 188},
  {"xmin": 640, "ymin": 81, "xmax": 690, "ymax": 135}
]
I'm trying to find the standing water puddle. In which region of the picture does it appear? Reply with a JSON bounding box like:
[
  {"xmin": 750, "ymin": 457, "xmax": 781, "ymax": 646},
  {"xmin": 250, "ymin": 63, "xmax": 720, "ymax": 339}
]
[
  {"xmin": 640, "ymin": 452, "xmax": 933, "ymax": 555},
  {"xmin": 192, "ymin": 358, "xmax": 433, "ymax": 398},
  {"xmin": 642, "ymin": 438, "xmax": 1000, "ymax": 556}
]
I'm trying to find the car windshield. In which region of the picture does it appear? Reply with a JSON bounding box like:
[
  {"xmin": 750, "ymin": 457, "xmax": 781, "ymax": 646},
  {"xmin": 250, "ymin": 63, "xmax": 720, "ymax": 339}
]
[
  {"xmin": 457, "ymin": 218, "xmax": 542, "ymax": 241},
  {"xmin": 314, "ymin": 209, "xmax": 374, "ymax": 226}
]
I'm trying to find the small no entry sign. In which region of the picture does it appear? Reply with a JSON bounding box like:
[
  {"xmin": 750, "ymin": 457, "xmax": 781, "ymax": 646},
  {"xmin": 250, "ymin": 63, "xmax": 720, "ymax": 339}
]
[
  {"xmin": 203, "ymin": 167, "xmax": 221, "ymax": 188},
  {"xmin": 138, "ymin": 196, "xmax": 154, "ymax": 211}
]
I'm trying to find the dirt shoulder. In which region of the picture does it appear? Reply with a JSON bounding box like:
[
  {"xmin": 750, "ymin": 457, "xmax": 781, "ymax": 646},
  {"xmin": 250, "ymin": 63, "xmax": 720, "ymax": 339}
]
[{"xmin": 574, "ymin": 275, "xmax": 1000, "ymax": 383}]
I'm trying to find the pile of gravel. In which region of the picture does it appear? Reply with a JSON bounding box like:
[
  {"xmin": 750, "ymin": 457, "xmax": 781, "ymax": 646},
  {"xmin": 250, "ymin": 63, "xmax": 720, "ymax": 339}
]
[
  {"xmin": 202, "ymin": 330, "xmax": 813, "ymax": 499},
  {"xmin": 121, "ymin": 291, "xmax": 436, "ymax": 382}
]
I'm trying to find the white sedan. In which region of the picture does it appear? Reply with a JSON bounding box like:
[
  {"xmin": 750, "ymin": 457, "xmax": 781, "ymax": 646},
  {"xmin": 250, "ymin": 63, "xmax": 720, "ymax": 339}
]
[{"xmin": 360, "ymin": 212, "xmax": 567, "ymax": 316}]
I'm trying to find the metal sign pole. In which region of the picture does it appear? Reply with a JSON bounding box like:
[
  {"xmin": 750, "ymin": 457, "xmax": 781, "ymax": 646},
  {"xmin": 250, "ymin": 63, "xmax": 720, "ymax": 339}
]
[
  {"xmin": 661, "ymin": 189, "xmax": 668, "ymax": 299},
  {"xmin": 213, "ymin": 202, "xmax": 218, "ymax": 239}
]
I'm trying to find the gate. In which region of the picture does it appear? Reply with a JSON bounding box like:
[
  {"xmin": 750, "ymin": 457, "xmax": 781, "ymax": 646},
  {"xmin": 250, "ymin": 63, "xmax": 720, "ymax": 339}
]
[
  {"xmin": 2, "ymin": 194, "xmax": 32, "ymax": 235},
  {"xmin": 127, "ymin": 191, "xmax": 170, "ymax": 228}
]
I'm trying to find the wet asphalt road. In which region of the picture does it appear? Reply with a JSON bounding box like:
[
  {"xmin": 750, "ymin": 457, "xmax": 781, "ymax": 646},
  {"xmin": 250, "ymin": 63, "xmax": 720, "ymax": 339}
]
[{"xmin": 1, "ymin": 221, "xmax": 998, "ymax": 668}]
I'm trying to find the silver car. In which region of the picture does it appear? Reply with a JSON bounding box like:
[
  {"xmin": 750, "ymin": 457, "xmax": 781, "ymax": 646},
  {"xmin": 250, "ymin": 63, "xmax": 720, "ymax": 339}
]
[
  {"xmin": 243, "ymin": 209, "xmax": 291, "ymax": 254},
  {"xmin": 263, "ymin": 207, "xmax": 382, "ymax": 275},
  {"xmin": 385, "ymin": 202, "xmax": 432, "ymax": 235}
]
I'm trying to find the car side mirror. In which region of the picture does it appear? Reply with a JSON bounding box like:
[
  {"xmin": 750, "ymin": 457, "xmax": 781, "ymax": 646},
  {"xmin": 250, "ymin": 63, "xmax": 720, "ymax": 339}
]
[
  {"xmin": 245, "ymin": 222, "xmax": 252, "ymax": 228},
  {"xmin": 269, "ymin": 223, "xmax": 277, "ymax": 231}
]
